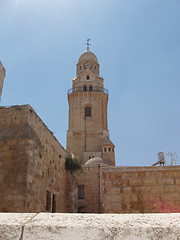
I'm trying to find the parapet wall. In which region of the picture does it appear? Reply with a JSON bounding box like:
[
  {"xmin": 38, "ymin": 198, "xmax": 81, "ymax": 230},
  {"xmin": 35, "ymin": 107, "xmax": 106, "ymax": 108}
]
[{"xmin": 1, "ymin": 213, "xmax": 180, "ymax": 240}]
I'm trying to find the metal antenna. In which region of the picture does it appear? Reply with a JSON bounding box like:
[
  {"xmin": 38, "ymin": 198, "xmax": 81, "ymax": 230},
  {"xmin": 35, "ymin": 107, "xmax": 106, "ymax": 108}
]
[{"xmin": 86, "ymin": 39, "xmax": 91, "ymax": 51}]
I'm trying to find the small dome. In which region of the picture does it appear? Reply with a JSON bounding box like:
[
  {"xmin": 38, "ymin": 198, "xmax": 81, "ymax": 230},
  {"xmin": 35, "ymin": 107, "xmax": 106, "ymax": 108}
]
[
  {"xmin": 85, "ymin": 157, "xmax": 104, "ymax": 166},
  {"xmin": 78, "ymin": 51, "xmax": 98, "ymax": 64}
]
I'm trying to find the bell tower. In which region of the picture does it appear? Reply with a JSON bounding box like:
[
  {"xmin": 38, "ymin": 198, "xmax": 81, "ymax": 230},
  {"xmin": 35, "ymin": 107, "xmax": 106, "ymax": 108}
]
[
  {"xmin": 0, "ymin": 62, "xmax": 6, "ymax": 103},
  {"xmin": 67, "ymin": 43, "xmax": 115, "ymax": 166}
]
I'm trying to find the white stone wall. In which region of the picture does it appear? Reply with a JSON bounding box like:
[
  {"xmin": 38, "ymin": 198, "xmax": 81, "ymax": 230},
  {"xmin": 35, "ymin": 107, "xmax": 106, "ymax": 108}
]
[{"xmin": 1, "ymin": 213, "xmax": 180, "ymax": 240}]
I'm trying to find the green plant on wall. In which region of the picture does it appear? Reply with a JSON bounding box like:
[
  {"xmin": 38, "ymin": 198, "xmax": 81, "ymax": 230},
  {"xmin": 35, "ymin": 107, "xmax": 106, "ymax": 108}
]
[{"xmin": 65, "ymin": 156, "xmax": 82, "ymax": 173}]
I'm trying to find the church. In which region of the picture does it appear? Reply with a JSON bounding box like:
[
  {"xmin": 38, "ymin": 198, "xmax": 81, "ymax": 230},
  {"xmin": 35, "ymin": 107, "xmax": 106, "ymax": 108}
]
[{"xmin": 0, "ymin": 46, "xmax": 180, "ymax": 214}]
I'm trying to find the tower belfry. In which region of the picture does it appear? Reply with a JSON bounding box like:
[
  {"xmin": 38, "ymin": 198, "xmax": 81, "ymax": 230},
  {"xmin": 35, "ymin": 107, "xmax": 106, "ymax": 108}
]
[{"xmin": 67, "ymin": 46, "xmax": 115, "ymax": 166}]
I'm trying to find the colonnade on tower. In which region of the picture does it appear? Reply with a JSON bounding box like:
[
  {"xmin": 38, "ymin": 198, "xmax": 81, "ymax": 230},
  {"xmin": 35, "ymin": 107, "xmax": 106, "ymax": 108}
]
[{"xmin": 66, "ymin": 46, "xmax": 115, "ymax": 166}]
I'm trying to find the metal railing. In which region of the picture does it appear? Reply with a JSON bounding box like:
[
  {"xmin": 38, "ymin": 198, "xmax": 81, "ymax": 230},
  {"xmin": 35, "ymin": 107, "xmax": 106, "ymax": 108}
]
[{"xmin": 67, "ymin": 86, "xmax": 108, "ymax": 96}]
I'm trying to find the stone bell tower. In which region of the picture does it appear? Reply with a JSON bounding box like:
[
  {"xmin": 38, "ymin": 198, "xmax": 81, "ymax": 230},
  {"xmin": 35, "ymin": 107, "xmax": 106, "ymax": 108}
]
[
  {"xmin": 0, "ymin": 62, "xmax": 6, "ymax": 103},
  {"xmin": 67, "ymin": 43, "xmax": 115, "ymax": 166}
]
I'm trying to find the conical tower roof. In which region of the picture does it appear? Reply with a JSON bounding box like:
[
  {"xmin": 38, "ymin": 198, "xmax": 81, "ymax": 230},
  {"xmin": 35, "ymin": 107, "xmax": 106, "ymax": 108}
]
[{"xmin": 100, "ymin": 137, "xmax": 115, "ymax": 147}]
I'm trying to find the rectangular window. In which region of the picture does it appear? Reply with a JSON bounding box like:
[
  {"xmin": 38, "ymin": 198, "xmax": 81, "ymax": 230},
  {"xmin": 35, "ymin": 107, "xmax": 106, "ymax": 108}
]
[
  {"xmin": 52, "ymin": 194, "xmax": 56, "ymax": 213},
  {"xmin": 78, "ymin": 185, "xmax": 84, "ymax": 199},
  {"xmin": 46, "ymin": 191, "xmax": 51, "ymax": 212}
]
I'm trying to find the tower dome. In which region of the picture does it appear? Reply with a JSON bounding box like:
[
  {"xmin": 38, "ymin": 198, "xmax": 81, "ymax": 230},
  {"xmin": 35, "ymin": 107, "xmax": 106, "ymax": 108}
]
[{"xmin": 78, "ymin": 50, "xmax": 98, "ymax": 64}]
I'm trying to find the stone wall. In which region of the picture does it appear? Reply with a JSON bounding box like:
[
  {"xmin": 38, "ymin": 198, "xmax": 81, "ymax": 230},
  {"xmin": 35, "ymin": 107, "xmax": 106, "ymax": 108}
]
[
  {"xmin": 76, "ymin": 165, "xmax": 101, "ymax": 213},
  {"xmin": 1, "ymin": 213, "xmax": 180, "ymax": 240},
  {"xmin": 0, "ymin": 105, "xmax": 77, "ymax": 213},
  {"xmin": 77, "ymin": 165, "xmax": 180, "ymax": 213},
  {"xmin": 0, "ymin": 62, "xmax": 5, "ymax": 102}
]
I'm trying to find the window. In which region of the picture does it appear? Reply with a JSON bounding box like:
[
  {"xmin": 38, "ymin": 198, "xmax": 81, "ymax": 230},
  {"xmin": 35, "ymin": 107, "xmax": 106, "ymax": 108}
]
[
  {"xmin": 83, "ymin": 86, "xmax": 87, "ymax": 91},
  {"xmin": 46, "ymin": 191, "xmax": 51, "ymax": 212},
  {"xmin": 108, "ymin": 148, "xmax": 111, "ymax": 152},
  {"xmin": 104, "ymin": 148, "xmax": 107, "ymax": 152},
  {"xmin": 52, "ymin": 194, "xmax": 56, "ymax": 213},
  {"xmin": 85, "ymin": 106, "xmax": 91, "ymax": 117},
  {"xmin": 78, "ymin": 185, "xmax": 84, "ymax": 199},
  {"xmin": 80, "ymin": 66, "xmax": 81, "ymax": 70},
  {"xmin": 86, "ymin": 75, "xmax": 90, "ymax": 80},
  {"xmin": 89, "ymin": 85, "xmax": 93, "ymax": 91}
]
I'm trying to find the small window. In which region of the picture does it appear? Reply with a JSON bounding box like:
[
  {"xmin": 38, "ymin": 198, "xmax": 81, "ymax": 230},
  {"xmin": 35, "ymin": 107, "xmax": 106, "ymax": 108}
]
[
  {"xmin": 83, "ymin": 86, "xmax": 87, "ymax": 91},
  {"xmin": 86, "ymin": 75, "xmax": 90, "ymax": 80},
  {"xmin": 85, "ymin": 106, "xmax": 91, "ymax": 117},
  {"xmin": 104, "ymin": 148, "xmax": 107, "ymax": 152},
  {"xmin": 52, "ymin": 194, "xmax": 56, "ymax": 213},
  {"xmin": 46, "ymin": 191, "xmax": 51, "ymax": 212},
  {"xmin": 108, "ymin": 148, "xmax": 111, "ymax": 152},
  {"xmin": 78, "ymin": 185, "xmax": 84, "ymax": 199},
  {"xmin": 80, "ymin": 66, "xmax": 81, "ymax": 70},
  {"xmin": 89, "ymin": 85, "xmax": 93, "ymax": 91}
]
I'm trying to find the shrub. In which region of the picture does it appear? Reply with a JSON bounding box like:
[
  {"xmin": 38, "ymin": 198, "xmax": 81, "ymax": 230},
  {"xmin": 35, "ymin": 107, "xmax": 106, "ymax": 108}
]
[{"xmin": 65, "ymin": 157, "xmax": 82, "ymax": 173}]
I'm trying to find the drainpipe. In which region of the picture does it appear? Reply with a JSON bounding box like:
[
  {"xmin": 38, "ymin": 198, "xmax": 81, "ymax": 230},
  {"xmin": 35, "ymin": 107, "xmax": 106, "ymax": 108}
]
[
  {"xmin": 84, "ymin": 117, "xmax": 87, "ymax": 152},
  {"xmin": 98, "ymin": 164, "xmax": 101, "ymax": 213}
]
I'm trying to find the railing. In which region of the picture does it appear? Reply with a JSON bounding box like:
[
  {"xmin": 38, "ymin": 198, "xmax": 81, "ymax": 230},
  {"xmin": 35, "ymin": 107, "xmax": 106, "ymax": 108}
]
[{"xmin": 67, "ymin": 86, "xmax": 108, "ymax": 96}]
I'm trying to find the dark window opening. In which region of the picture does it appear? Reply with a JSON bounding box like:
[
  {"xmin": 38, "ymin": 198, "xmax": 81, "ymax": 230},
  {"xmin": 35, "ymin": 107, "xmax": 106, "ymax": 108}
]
[
  {"xmin": 104, "ymin": 148, "xmax": 107, "ymax": 152},
  {"xmin": 52, "ymin": 194, "xmax": 56, "ymax": 213},
  {"xmin": 86, "ymin": 75, "xmax": 90, "ymax": 80},
  {"xmin": 89, "ymin": 85, "xmax": 93, "ymax": 91},
  {"xmin": 78, "ymin": 185, "xmax": 84, "ymax": 199},
  {"xmin": 83, "ymin": 86, "xmax": 87, "ymax": 91},
  {"xmin": 108, "ymin": 148, "xmax": 111, "ymax": 152},
  {"xmin": 80, "ymin": 66, "xmax": 81, "ymax": 70},
  {"xmin": 46, "ymin": 191, "xmax": 51, "ymax": 212},
  {"xmin": 85, "ymin": 107, "xmax": 91, "ymax": 117}
]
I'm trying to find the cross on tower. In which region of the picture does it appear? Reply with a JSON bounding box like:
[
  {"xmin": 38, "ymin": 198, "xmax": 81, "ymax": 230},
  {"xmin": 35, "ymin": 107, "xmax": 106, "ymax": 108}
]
[{"xmin": 86, "ymin": 39, "xmax": 91, "ymax": 51}]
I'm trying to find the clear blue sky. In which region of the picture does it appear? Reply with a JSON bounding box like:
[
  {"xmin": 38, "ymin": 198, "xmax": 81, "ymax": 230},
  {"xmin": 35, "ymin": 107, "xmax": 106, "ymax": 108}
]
[{"xmin": 0, "ymin": 0, "xmax": 180, "ymax": 166}]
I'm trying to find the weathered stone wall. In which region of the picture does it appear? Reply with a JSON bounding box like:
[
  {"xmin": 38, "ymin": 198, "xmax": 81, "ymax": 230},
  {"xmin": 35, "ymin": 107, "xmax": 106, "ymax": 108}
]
[
  {"xmin": 0, "ymin": 105, "xmax": 77, "ymax": 213},
  {"xmin": 1, "ymin": 213, "xmax": 180, "ymax": 240},
  {"xmin": 0, "ymin": 62, "xmax": 6, "ymax": 102},
  {"xmin": 77, "ymin": 165, "xmax": 180, "ymax": 213},
  {"xmin": 67, "ymin": 92, "xmax": 108, "ymax": 163},
  {"xmin": 76, "ymin": 165, "xmax": 101, "ymax": 213}
]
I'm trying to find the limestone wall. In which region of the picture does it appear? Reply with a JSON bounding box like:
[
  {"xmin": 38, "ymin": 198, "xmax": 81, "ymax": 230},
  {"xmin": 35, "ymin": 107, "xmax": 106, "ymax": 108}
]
[
  {"xmin": 67, "ymin": 92, "xmax": 108, "ymax": 163},
  {"xmin": 0, "ymin": 105, "xmax": 77, "ymax": 213},
  {"xmin": 76, "ymin": 166, "xmax": 101, "ymax": 213},
  {"xmin": 1, "ymin": 213, "xmax": 180, "ymax": 240},
  {"xmin": 0, "ymin": 62, "xmax": 6, "ymax": 102},
  {"xmin": 77, "ymin": 165, "xmax": 180, "ymax": 213}
]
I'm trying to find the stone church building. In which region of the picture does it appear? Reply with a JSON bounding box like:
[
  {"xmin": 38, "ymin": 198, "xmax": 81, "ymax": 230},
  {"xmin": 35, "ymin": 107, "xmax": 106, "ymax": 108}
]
[{"xmin": 1, "ymin": 48, "xmax": 180, "ymax": 213}]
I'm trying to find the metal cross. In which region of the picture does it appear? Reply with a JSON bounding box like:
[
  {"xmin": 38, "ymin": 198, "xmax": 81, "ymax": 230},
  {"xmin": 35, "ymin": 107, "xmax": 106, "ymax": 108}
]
[{"xmin": 86, "ymin": 39, "xmax": 91, "ymax": 51}]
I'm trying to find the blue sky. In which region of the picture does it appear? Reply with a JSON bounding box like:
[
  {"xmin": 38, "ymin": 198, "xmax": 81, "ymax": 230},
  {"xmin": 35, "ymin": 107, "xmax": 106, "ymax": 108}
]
[{"xmin": 0, "ymin": 0, "xmax": 180, "ymax": 166}]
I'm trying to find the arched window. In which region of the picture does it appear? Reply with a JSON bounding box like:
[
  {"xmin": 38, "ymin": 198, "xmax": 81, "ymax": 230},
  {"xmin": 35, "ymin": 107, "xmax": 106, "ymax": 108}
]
[
  {"xmin": 89, "ymin": 85, "xmax": 93, "ymax": 91},
  {"xmin": 83, "ymin": 85, "xmax": 87, "ymax": 91},
  {"xmin": 86, "ymin": 75, "xmax": 90, "ymax": 80},
  {"xmin": 85, "ymin": 106, "xmax": 91, "ymax": 117}
]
